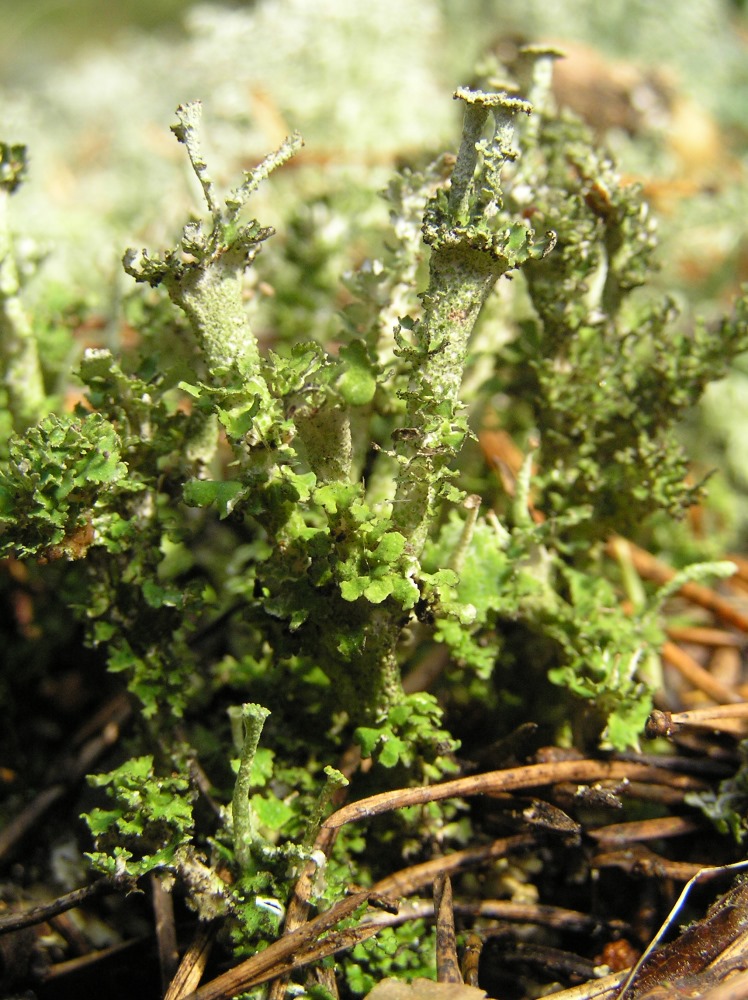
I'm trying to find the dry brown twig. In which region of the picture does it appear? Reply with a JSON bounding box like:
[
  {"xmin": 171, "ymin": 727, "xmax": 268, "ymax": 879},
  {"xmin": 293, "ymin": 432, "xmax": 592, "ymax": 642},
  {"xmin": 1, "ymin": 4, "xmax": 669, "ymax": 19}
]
[
  {"xmin": 665, "ymin": 625, "xmax": 745, "ymax": 648},
  {"xmin": 363, "ymin": 898, "xmax": 630, "ymax": 939},
  {"xmin": 372, "ymin": 834, "xmax": 535, "ymax": 899},
  {"xmin": 587, "ymin": 814, "xmax": 704, "ymax": 846},
  {"xmin": 316, "ymin": 759, "xmax": 706, "ymax": 834},
  {"xmin": 660, "ymin": 640, "xmax": 744, "ymax": 705},
  {"xmin": 434, "ymin": 875, "xmax": 461, "ymax": 985},
  {"xmin": 181, "ymin": 889, "xmax": 381, "ymax": 1000},
  {"xmin": 163, "ymin": 923, "xmax": 218, "ymax": 1000},
  {"xmin": 616, "ymin": 861, "xmax": 748, "ymax": 1000},
  {"xmin": 0, "ymin": 693, "xmax": 131, "ymax": 863},
  {"xmin": 612, "ymin": 539, "xmax": 748, "ymax": 633},
  {"xmin": 191, "ymin": 757, "xmax": 709, "ymax": 999},
  {"xmin": 646, "ymin": 704, "xmax": 748, "ymax": 739},
  {"xmin": 152, "ymin": 873, "xmax": 179, "ymax": 995},
  {"xmin": 0, "ymin": 878, "xmax": 124, "ymax": 936}
]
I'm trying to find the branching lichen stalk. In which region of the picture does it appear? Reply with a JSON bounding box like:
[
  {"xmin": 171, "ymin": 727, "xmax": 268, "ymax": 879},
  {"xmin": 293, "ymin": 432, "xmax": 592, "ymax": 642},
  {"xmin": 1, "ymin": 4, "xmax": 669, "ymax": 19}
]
[
  {"xmin": 124, "ymin": 103, "xmax": 302, "ymax": 392},
  {"xmin": 391, "ymin": 245, "xmax": 508, "ymax": 550}
]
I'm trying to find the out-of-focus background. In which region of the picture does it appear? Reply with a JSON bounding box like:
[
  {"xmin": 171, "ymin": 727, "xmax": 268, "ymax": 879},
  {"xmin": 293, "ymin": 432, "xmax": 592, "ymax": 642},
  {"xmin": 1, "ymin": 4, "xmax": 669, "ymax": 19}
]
[{"xmin": 2, "ymin": 0, "xmax": 746, "ymax": 279}]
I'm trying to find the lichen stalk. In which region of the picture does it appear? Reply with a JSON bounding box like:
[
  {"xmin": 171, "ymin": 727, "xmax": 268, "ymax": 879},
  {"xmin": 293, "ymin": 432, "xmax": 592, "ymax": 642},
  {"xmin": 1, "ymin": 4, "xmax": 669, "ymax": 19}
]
[
  {"xmin": 229, "ymin": 702, "xmax": 271, "ymax": 873},
  {"xmin": 293, "ymin": 401, "xmax": 353, "ymax": 482},
  {"xmin": 391, "ymin": 245, "xmax": 508, "ymax": 550},
  {"xmin": 448, "ymin": 98, "xmax": 490, "ymax": 221},
  {"xmin": 124, "ymin": 103, "xmax": 301, "ymax": 393},
  {"xmin": 168, "ymin": 256, "xmax": 263, "ymax": 378},
  {"xmin": 0, "ymin": 144, "xmax": 46, "ymax": 430},
  {"xmin": 517, "ymin": 45, "xmax": 565, "ymax": 119},
  {"xmin": 391, "ymin": 90, "xmax": 544, "ymax": 552}
]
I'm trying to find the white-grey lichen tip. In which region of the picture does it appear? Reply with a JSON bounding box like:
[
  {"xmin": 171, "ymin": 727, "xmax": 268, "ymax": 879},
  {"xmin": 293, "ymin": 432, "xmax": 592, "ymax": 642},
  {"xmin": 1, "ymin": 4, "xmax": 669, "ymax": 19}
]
[
  {"xmin": 453, "ymin": 87, "xmax": 532, "ymax": 115},
  {"xmin": 172, "ymin": 100, "xmax": 203, "ymax": 138}
]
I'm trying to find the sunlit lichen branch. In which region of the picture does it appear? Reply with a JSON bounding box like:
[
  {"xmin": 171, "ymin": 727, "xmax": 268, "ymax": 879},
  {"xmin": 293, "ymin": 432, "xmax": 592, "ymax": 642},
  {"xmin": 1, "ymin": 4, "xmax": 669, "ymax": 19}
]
[
  {"xmin": 391, "ymin": 89, "xmax": 555, "ymax": 551},
  {"xmin": 123, "ymin": 102, "xmax": 302, "ymax": 388}
]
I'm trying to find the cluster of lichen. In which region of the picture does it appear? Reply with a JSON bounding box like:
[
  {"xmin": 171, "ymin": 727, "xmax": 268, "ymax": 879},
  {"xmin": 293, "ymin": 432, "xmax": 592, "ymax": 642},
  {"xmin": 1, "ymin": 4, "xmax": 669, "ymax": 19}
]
[{"xmin": 1, "ymin": 46, "xmax": 747, "ymax": 979}]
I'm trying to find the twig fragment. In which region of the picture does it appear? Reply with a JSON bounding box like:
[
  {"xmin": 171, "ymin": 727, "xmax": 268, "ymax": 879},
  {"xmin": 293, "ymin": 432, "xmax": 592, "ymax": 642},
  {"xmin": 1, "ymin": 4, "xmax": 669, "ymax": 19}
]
[
  {"xmin": 318, "ymin": 760, "xmax": 708, "ymax": 835},
  {"xmin": 461, "ymin": 933, "xmax": 482, "ymax": 987},
  {"xmin": 0, "ymin": 694, "xmax": 131, "ymax": 862},
  {"xmin": 617, "ymin": 861, "xmax": 748, "ymax": 1000},
  {"xmin": 363, "ymin": 898, "xmax": 630, "ymax": 938},
  {"xmin": 434, "ymin": 875, "xmax": 461, "ymax": 984},
  {"xmin": 0, "ymin": 878, "xmax": 122, "ymax": 936},
  {"xmin": 646, "ymin": 704, "xmax": 748, "ymax": 739},
  {"xmin": 665, "ymin": 625, "xmax": 745, "ymax": 648},
  {"xmin": 182, "ymin": 889, "xmax": 380, "ymax": 1000},
  {"xmin": 164, "ymin": 923, "xmax": 217, "ymax": 1000},
  {"xmin": 587, "ymin": 815, "xmax": 703, "ymax": 845},
  {"xmin": 661, "ymin": 640, "xmax": 743, "ymax": 705},
  {"xmin": 591, "ymin": 843, "xmax": 709, "ymax": 882},
  {"xmin": 372, "ymin": 834, "xmax": 535, "ymax": 898},
  {"xmin": 152, "ymin": 873, "xmax": 179, "ymax": 995},
  {"xmin": 541, "ymin": 969, "xmax": 628, "ymax": 1000}
]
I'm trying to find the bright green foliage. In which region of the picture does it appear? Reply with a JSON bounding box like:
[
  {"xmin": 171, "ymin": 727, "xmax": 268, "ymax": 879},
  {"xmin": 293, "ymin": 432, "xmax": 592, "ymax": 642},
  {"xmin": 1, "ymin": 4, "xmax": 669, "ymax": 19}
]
[
  {"xmin": 83, "ymin": 755, "xmax": 195, "ymax": 878},
  {"xmin": 347, "ymin": 923, "xmax": 437, "ymax": 996},
  {"xmin": 2, "ymin": 44, "xmax": 748, "ymax": 972},
  {"xmin": 354, "ymin": 692, "xmax": 459, "ymax": 773},
  {"xmin": 0, "ymin": 412, "xmax": 134, "ymax": 558}
]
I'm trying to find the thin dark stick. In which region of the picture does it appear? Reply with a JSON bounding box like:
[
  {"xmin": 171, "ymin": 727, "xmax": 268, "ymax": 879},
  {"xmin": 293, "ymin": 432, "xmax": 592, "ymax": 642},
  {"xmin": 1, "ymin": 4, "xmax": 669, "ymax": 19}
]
[
  {"xmin": 42, "ymin": 935, "xmax": 151, "ymax": 981},
  {"xmin": 0, "ymin": 878, "xmax": 120, "ymax": 935},
  {"xmin": 587, "ymin": 815, "xmax": 703, "ymax": 845},
  {"xmin": 0, "ymin": 695, "xmax": 131, "ymax": 862},
  {"xmin": 592, "ymin": 843, "xmax": 709, "ymax": 882},
  {"xmin": 362, "ymin": 897, "xmax": 633, "ymax": 947},
  {"xmin": 372, "ymin": 834, "xmax": 535, "ymax": 898}
]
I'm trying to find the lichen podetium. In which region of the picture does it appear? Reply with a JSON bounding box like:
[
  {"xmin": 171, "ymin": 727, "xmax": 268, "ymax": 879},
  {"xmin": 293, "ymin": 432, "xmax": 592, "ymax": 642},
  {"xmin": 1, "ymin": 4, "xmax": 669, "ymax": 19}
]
[{"xmin": 391, "ymin": 90, "xmax": 554, "ymax": 556}]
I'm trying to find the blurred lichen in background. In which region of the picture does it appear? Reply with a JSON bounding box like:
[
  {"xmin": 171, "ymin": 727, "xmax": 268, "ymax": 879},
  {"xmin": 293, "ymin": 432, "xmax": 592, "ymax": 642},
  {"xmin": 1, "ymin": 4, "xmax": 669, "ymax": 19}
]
[{"xmin": 3, "ymin": 0, "xmax": 747, "ymax": 297}]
